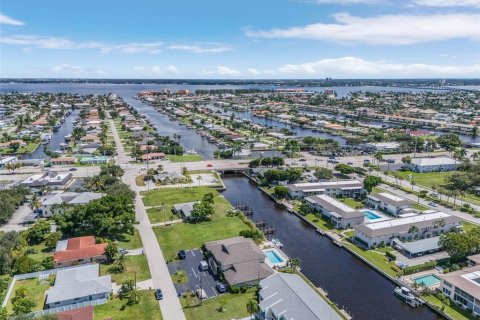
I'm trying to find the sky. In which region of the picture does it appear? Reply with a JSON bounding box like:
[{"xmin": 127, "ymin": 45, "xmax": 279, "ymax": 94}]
[{"xmin": 0, "ymin": 0, "xmax": 479, "ymax": 79}]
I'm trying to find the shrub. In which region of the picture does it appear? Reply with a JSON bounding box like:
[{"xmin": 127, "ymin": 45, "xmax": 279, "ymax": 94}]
[
  {"xmin": 403, "ymin": 261, "xmax": 437, "ymax": 275},
  {"xmin": 386, "ymin": 251, "xmax": 396, "ymax": 261},
  {"xmin": 229, "ymin": 285, "xmax": 240, "ymax": 294}
]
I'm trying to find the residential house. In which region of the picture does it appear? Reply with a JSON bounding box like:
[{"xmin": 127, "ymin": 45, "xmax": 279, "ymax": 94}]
[
  {"xmin": 406, "ymin": 157, "xmax": 460, "ymax": 173},
  {"xmin": 49, "ymin": 157, "xmax": 77, "ymax": 165},
  {"xmin": 173, "ymin": 201, "xmax": 199, "ymax": 220},
  {"xmin": 205, "ymin": 237, "xmax": 274, "ymax": 286},
  {"xmin": 45, "ymin": 264, "xmax": 111, "ymax": 309},
  {"xmin": 42, "ymin": 192, "xmax": 103, "ymax": 217},
  {"xmin": 0, "ymin": 156, "xmax": 17, "ymax": 168},
  {"xmin": 54, "ymin": 236, "xmax": 107, "ymax": 268}
]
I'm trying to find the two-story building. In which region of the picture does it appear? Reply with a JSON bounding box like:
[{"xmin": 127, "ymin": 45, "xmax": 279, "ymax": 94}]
[
  {"xmin": 287, "ymin": 180, "xmax": 364, "ymax": 199},
  {"xmin": 305, "ymin": 194, "xmax": 365, "ymax": 229}
]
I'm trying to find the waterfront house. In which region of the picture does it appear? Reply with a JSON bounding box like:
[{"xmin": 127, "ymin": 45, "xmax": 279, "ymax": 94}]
[
  {"xmin": 287, "ymin": 180, "xmax": 364, "ymax": 199},
  {"xmin": 45, "ymin": 264, "xmax": 111, "ymax": 309},
  {"xmin": 42, "ymin": 192, "xmax": 103, "ymax": 217},
  {"xmin": 173, "ymin": 201, "xmax": 199, "ymax": 220},
  {"xmin": 54, "ymin": 236, "xmax": 107, "ymax": 268},
  {"xmin": 354, "ymin": 211, "xmax": 461, "ymax": 248},
  {"xmin": 405, "ymin": 157, "xmax": 460, "ymax": 173},
  {"xmin": 305, "ymin": 194, "xmax": 365, "ymax": 229},
  {"xmin": 205, "ymin": 236, "xmax": 274, "ymax": 286},
  {"xmin": 439, "ymin": 262, "xmax": 480, "ymax": 316},
  {"xmin": 366, "ymin": 192, "xmax": 413, "ymax": 216},
  {"xmin": 0, "ymin": 156, "xmax": 17, "ymax": 168},
  {"xmin": 258, "ymin": 273, "xmax": 343, "ymax": 320}
]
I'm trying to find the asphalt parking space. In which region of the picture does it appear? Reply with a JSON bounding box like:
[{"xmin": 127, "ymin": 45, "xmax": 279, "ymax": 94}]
[{"xmin": 167, "ymin": 249, "xmax": 223, "ymax": 299}]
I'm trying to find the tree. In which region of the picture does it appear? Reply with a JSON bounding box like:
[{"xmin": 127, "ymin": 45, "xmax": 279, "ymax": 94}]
[
  {"xmin": 314, "ymin": 168, "xmax": 333, "ymax": 180},
  {"xmin": 288, "ymin": 257, "xmax": 301, "ymax": 271},
  {"xmin": 239, "ymin": 229, "xmax": 264, "ymax": 243},
  {"xmin": 105, "ymin": 241, "xmax": 119, "ymax": 262},
  {"xmin": 27, "ymin": 220, "xmax": 51, "ymax": 244},
  {"xmin": 334, "ymin": 164, "xmax": 355, "ymax": 175},
  {"xmin": 246, "ymin": 299, "xmax": 259, "ymax": 318},
  {"xmin": 401, "ymin": 156, "xmax": 411, "ymax": 164},
  {"xmin": 437, "ymin": 133, "xmax": 462, "ymax": 153},
  {"xmin": 408, "ymin": 225, "xmax": 419, "ymax": 234},
  {"xmin": 10, "ymin": 142, "xmax": 20, "ymax": 152},
  {"xmin": 119, "ymin": 279, "xmax": 140, "ymax": 305},
  {"xmin": 374, "ymin": 152, "xmax": 383, "ymax": 165},
  {"xmin": 13, "ymin": 256, "xmax": 39, "ymax": 274},
  {"xmin": 363, "ymin": 176, "xmax": 382, "ymax": 193},
  {"xmin": 439, "ymin": 232, "xmax": 475, "ymax": 261},
  {"xmin": 44, "ymin": 232, "xmax": 62, "ymax": 249},
  {"xmin": 273, "ymin": 186, "xmax": 288, "ymax": 199},
  {"xmin": 27, "ymin": 194, "xmax": 41, "ymax": 212},
  {"xmin": 190, "ymin": 201, "xmax": 214, "ymax": 222}
]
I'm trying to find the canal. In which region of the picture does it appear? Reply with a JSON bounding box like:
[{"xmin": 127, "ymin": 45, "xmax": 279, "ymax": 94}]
[{"xmin": 222, "ymin": 174, "xmax": 442, "ymax": 320}]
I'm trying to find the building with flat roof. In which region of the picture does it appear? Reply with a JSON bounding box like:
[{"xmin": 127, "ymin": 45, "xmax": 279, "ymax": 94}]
[
  {"xmin": 439, "ymin": 263, "xmax": 480, "ymax": 316},
  {"xmin": 365, "ymin": 142, "xmax": 401, "ymax": 152},
  {"xmin": 287, "ymin": 180, "xmax": 364, "ymax": 199},
  {"xmin": 355, "ymin": 211, "xmax": 461, "ymax": 248},
  {"xmin": 45, "ymin": 264, "xmax": 111, "ymax": 309},
  {"xmin": 0, "ymin": 156, "xmax": 17, "ymax": 168},
  {"xmin": 205, "ymin": 236, "xmax": 274, "ymax": 286},
  {"xmin": 392, "ymin": 236, "xmax": 442, "ymax": 258},
  {"xmin": 42, "ymin": 192, "xmax": 103, "ymax": 217},
  {"xmin": 366, "ymin": 192, "xmax": 413, "ymax": 216},
  {"xmin": 406, "ymin": 157, "xmax": 460, "ymax": 173},
  {"xmin": 259, "ymin": 273, "xmax": 343, "ymax": 320},
  {"xmin": 20, "ymin": 172, "xmax": 73, "ymax": 191},
  {"xmin": 305, "ymin": 194, "xmax": 364, "ymax": 229}
]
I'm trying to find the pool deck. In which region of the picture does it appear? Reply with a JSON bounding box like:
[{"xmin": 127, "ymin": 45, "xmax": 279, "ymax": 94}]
[
  {"xmin": 261, "ymin": 244, "xmax": 289, "ymax": 268},
  {"xmin": 402, "ymin": 269, "xmax": 442, "ymax": 290},
  {"xmin": 360, "ymin": 209, "xmax": 391, "ymax": 223}
]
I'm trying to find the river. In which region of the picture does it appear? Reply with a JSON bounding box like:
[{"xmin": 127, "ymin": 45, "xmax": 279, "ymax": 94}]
[{"xmin": 222, "ymin": 174, "xmax": 442, "ymax": 320}]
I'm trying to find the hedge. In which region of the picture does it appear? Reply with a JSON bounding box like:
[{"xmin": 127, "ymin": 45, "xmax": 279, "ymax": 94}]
[
  {"xmin": 386, "ymin": 250, "xmax": 397, "ymax": 261},
  {"xmin": 403, "ymin": 261, "xmax": 437, "ymax": 275}
]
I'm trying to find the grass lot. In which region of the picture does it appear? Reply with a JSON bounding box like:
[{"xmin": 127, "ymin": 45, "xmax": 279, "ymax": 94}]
[
  {"xmin": 304, "ymin": 213, "xmax": 335, "ymax": 231},
  {"xmin": 168, "ymin": 154, "xmax": 203, "ymax": 162},
  {"xmin": 461, "ymin": 220, "xmax": 480, "ymax": 232},
  {"xmin": 148, "ymin": 187, "xmax": 254, "ymax": 260},
  {"xmin": 342, "ymin": 242, "xmax": 400, "ymax": 278},
  {"xmin": 146, "ymin": 207, "xmax": 178, "ymax": 224},
  {"xmin": 411, "ymin": 203, "xmax": 430, "ymax": 211},
  {"xmin": 100, "ymin": 255, "xmax": 151, "ymax": 284},
  {"xmin": 424, "ymin": 295, "xmax": 476, "ymax": 320},
  {"xmin": 0, "ymin": 142, "xmax": 40, "ymax": 155},
  {"xmin": 27, "ymin": 242, "xmax": 53, "ymax": 262},
  {"xmin": 94, "ymin": 290, "xmax": 162, "ymax": 320},
  {"xmin": 117, "ymin": 230, "xmax": 143, "ymax": 250},
  {"xmin": 172, "ymin": 270, "xmax": 189, "ymax": 284},
  {"xmin": 6, "ymin": 277, "xmax": 53, "ymax": 313},
  {"xmin": 135, "ymin": 175, "xmax": 146, "ymax": 186},
  {"xmin": 180, "ymin": 291, "xmax": 256, "ymax": 320},
  {"xmin": 338, "ymin": 197, "xmax": 364, "ymax": 209}
]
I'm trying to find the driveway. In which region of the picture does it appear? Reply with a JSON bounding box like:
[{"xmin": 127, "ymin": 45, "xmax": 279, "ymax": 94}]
[
  {"xmin": 0, "ymin": 204, "xmax": 31, "ymax": 232},
  {"xmin": 167, "ymin": 249, "xmax": 223, "ymax": 299}
]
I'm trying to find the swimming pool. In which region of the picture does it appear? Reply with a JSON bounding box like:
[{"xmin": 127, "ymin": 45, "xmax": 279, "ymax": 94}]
[
  {"xmin": 263, "ymin": 249, "xmax": 286, "ymax": 266},
  {"xmin": 363, "ymin": 210, "xmax": 382, "ymax": 220},
  {"xmin": 414, "ymin": 274, "xmax": 441, "ymax": 286}
]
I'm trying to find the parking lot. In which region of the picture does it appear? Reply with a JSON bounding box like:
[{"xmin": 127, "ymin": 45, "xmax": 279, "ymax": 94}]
[{"xmin": 167, "ymin": 249, "xmax": 224, "ymax": 299}]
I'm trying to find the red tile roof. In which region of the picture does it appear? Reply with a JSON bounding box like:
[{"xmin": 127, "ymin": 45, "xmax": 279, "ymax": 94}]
[
  {"xmin": 57, "ymin": 306, "xmax": 94, "ymax": 320},
  {"xmin": 54, "ymin": 236, "xmax": 106, "ymax": 264}
]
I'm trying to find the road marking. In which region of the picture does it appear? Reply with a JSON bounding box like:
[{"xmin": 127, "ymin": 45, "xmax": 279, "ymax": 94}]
[
  {"xmin": 191, "ymin": 267, "xmax": 198, "ymax": 278},
  {"xmin": 191, "ymin": 250, "xmax": 195, "ymax": 257}
]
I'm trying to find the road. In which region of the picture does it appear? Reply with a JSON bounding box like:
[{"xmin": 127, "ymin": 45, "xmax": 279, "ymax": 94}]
[
  {"xmin": 108, "ymin": 118, "xmax": 186, "ymax": 320},
  {"xmin": 0, "ymin": 204, "xmax": 30, "ymax": 232}
]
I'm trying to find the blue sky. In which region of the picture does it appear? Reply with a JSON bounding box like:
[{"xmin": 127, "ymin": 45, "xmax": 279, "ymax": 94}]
[{"xmin": 1, "ymin": 0, "xmax": 479, "ymax": 78}]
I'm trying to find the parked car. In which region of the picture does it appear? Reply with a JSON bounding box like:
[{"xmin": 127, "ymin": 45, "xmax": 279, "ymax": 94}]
[
  {"xmin": 119, "ymin": 248, "xmax": 128, "ymax": 255},
  {"xmin": 198, "ymin": 261, "xmax": 208, "ymax": 271},
  {"xmin": 299, "ymin": 158, "xmax": 306, "ymax": 162},
  {"xmin": 347, "ymin": 162, "xmax": 354, "ymax": 165},
  {"xmin": 178, "ymin": 249, "xmax": 187, "ymax": 260},
  {"xmin": 196, "ymin": 288, "xmax": 207, "ymax": 300},
  {"xmin": 363, "ymin": 159, "xmax": 371, "ymax": 163},
  {"xmin": 206, "ymin": 164, "xmax": 213, "ymax": 168},
  {"xmin": 155, "ymin": 288, "xmax": 163, "ymax": 300},
  {"xmin": 428, "ymin": 202, "xmax": 438, "ymax": 207},
  {"xmin": 386, "ymin": 159, "xmax": 395, "ymax": 163},
  {"xmin": 69, "ymin": 168, "xmax": 77, "ymax": 171},
  {"xmin": 216, "ymin": 283, "xmax": 226, "ymax": 293}
]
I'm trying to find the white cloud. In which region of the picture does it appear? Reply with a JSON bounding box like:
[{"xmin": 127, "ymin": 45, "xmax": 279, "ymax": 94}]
[
  {"xmin": 133, "ymin": 65, "xmax": 179, "ymax": 76},
  {"xmin": 1, "ymin": 35, "xmax": 231, "ymax": 54},
  {"xmin": 0, "ymin": 13, "xmax": 24, "ymax": 26},
  {"xmin": 411, "ymin": 0, "xmax": 480, "ymax": 7},
  {"xmin": 272, "ymin": 56, "xmax": 480, "ymax": 77},
  {"xmin": 166, "ymin": 65, "xmax": 179, "ymax": 74},
  {"xmin": 167, "ymin": 44, "xmax": 232, "ymax": 53},
  {"xmin": 310, "ymin": 0, "xmax": 381, "ymax": 4},
  {"xmin": 247, "ymin": 68, "xmax": 261, "ymax": 75},
  {"xmin": 216, "ymin": 66, "xmax": 241, "ymax": 76},
  {"xmin": 52, "ymin": 64, "xmax": 107, "ymax": 75},
  {"xmin": 246, "ymin": 13, "xmax": 480, "ymax": 45}
]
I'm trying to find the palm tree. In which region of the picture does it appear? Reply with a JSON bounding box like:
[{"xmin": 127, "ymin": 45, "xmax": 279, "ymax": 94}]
[
  {"xmin": 374, "ymin": 152, "xmax": 383, "ymax": 165},
  {"xmin": 246, "ymin": 299, "xmax": 259, "ymax": 319},
  {"xmin": 288, "ymin": 257, "xmax": 301, "ymax": 271},
  {"xmin": 196, "ymin": 175, "xmax": 203, "ymax": 186},
  {"xmin": 408, "ymin": 225, "xmax": 419, "ymax": 234},
  {"xmin": 28, "ymin": 194, "xmax": 41, "ymax": 212}
]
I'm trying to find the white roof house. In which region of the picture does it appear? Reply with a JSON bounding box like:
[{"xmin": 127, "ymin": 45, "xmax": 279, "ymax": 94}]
[{"xmin": 407, "ymin": 157, "xmax": 460, "ymax": 172}]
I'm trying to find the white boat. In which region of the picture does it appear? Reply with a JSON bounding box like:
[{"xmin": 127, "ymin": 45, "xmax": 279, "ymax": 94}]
[
  {"xmin": 394, "ymin": 287, "xmax": 415, "ymax": 302},
  {"xmin": 272, "ymin": 238, "xmax": 283, "ymax": 248},
  {"xmin": 64, "ymin": 134, "xmax": 72, "ymax": 141}
]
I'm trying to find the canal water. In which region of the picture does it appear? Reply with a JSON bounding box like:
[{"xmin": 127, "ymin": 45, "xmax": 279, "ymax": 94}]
[{"xmin": 221, "ymin": 174, "xmax": 442, "ymax": 320}]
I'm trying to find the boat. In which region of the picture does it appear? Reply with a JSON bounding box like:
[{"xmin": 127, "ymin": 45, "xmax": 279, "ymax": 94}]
[
  {"xmin": 271, "ymin": 238, "xmax": 283, "ymax": 248},
  {"xmin": 64, "ymin": 134, "xmax": 72, "ymax": 141},
  {"xmin": 394, "ymin": 287, "xmax": 415, "ymax": 302}
]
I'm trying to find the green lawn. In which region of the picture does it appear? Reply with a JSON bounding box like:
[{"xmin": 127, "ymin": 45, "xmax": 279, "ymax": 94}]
[
  {"xmin": 6, "ymin": 277, "xmax": 52, "ymax": 313},
  {"xmin": 94, "ymin": 290, "xmax": 162, "ymax": 320},
  {"xmin": 142, "ymin": 186, "xmax": 216, "ymax": 207},
  {"xmin": 172, "ymin": 270, "xmax": 189, "ymax": 284},
  {"xmin": 338, "ymin": 197, "xmax": 364, "ymax": 209},
  {"xmin": 0, "ymin": 142, "xmax": 40, "ymax": 155},
  {"xmin": 180, "ymin": 291, "xmax": 256, "ymax": 320},
  {"xmin": 146, "ymin": 207, "xmax": 179, "ymax": 224},
  {"xmin": 27, "ymin": 242, "xmax": 53, "ymax": 262},
  {"xmin": 412, "ymin": 203, "xmax": 429, "ymax": 211},
  {"xmin": 168, "ymin": 154, "xmax": 203, "ymax": 162},
  {"xmin": 100, "ymin": 254, "xmax": 151, "ymax": 284},
  {"xmin": 461, "ymin": 220, "xmax": 480, "ymax": 232},
  {"xmin": 342, "ymin": 242, "xmax": 400, "ymax": 278},
  {"xmin": 304, "ymin": 213, "xmax": 335, "ymax": 231},
  {"xmin": 396, "ymin": 170, "xmax": 450, "ymax": 189},
  {"xmin": 117, "ymin": 230, "xmax": 143, "ymax": 250},
  {"xmin": 424, "ymin": 295, "xmax": 476, "ymax": 320}
]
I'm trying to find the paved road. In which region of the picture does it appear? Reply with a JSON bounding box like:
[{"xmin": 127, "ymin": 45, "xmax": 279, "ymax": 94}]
[
  {"xmin": 0, "ymin": 204, "xmax": 30, "ymax": 232},
  {"xmin": 109, "ymin": 118, "xmax": 186, "ymax": 320}
]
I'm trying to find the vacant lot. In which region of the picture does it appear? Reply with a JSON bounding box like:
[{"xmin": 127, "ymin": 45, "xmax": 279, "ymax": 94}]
[{"xmin": 94, "ymin": 290, "xmax": 162, "ymax": 320}]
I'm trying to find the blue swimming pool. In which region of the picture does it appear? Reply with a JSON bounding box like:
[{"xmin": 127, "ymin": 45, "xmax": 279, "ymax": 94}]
[
  {"xmin": 414, "ymin": 274, "xmax": 441, "ymax": 286},
  {"xmin": 264, "ymin": 249, "xmax": 284, "ymax": 265},
  {"xmin": 363, "ymin": 210, "xmax": 381, "ymax": 220}
]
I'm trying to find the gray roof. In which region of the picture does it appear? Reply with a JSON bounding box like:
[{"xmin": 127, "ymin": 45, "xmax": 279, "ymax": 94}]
[
  {"xmin": 46, "ymin": 264, "xmax": 111, "ymax": 305},
  {"xmin": 306, "ymin": 195, "xmax": 364, "ymax": 220},
  {"xmin": 259, "ymin": 273, "xmax": 343, "ymax": 320},
  {"xmin": 287, "ymin": 180, "xmax": 363, "ymax": 192},
  {"xmin": 173, "ymin": 201, "xmax": 199, "ymax": 218},
  {"xmin": 43, "ymin": 192, "xmax": 102, "ymax": 206},
  {"xmin": 223, "ymin": 260, "xmax": 274, "ymax": 286},
  {"xmin": 368, "ymin": 192, "xmax": 411, "ymax": 208},
  {"xmin": 393, "ymin": 236, "xmax": 441, "ymax": 255}
]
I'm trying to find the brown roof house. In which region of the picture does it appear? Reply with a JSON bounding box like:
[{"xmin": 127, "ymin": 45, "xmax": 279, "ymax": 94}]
[
  {"xmin": 204, "ymin": 236, "xmax": 274, "ymax": 287},
  {"xmin": 54, "ymin": 236, "xmax": 107, "ymax": 268}
]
